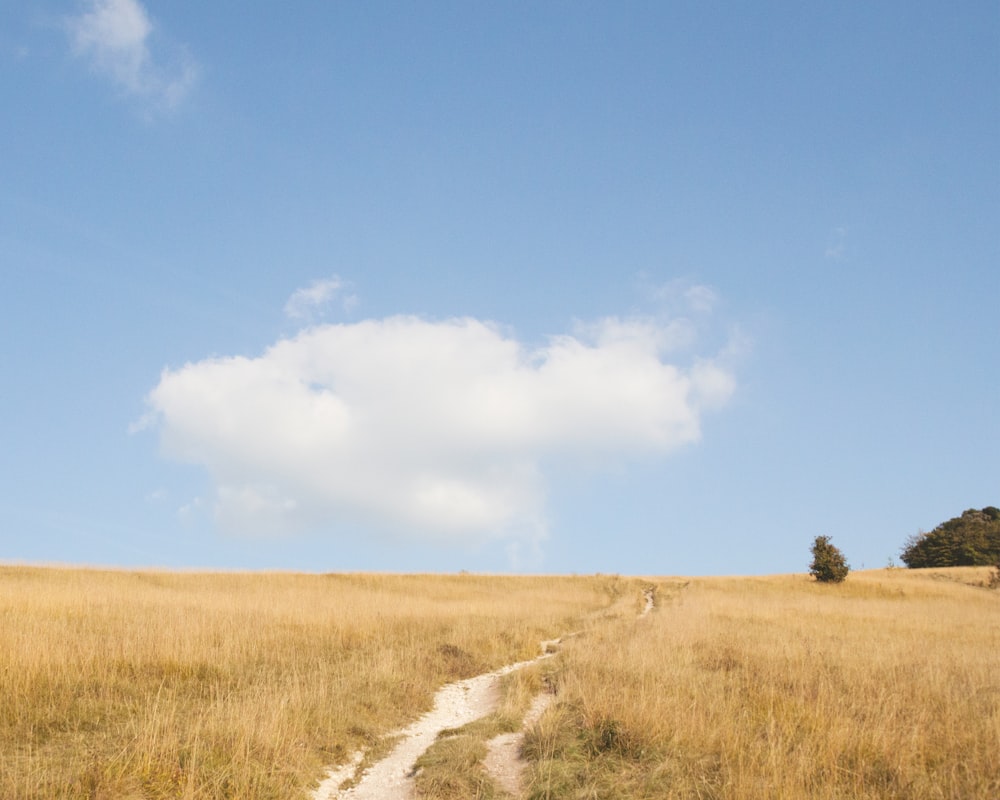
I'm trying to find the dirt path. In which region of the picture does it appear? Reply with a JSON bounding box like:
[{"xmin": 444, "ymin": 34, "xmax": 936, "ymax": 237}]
[
  {"xmin": 481, "ymin": 585, "xmax": 656, "ymax": 796},
  {"xmin": 312, "ymin": 648, "xmax": 554, "ymax": 800},
  {"xmin": 482, "ymin": 690, "xmax": 553, "ymax": 796},
  {"xmin": 312, "ymin": 587, "xmax": 654, "ymax": 799},
  {"xmin": 640, "ymin": 586, "xmax": 654, "ymax": 617}
]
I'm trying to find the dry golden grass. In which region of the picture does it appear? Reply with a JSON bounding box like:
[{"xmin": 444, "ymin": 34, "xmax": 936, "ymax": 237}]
[
  {"xmin": 6, "ymin": 566, "xmax": 997, "ymax": 799},
  {"xmin": 409, "ymin": 580, "xmax": 650, "ymax": 800},
  {"xmin": 0, "ymin": 566, "xmax": 626, "ymax": 799},
  {"xmin": 525, "ymin": 568, "xmax": 1000, "ymax": 799}
]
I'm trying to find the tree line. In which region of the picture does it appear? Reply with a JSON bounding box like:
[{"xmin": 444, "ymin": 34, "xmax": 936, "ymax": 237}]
[
  {"xmin": 808, "ymin": 506, "xmax": 999, "ymax": 584},
  {"xmin": 899, "ymin": 507, "xmax": 1000, "ymax": 568}
]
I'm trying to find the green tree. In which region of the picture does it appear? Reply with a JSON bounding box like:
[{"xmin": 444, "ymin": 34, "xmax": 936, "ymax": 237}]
[
  {"xmin": 810, "ymin": 535, "xmax": 850, "ymax": 583},
  {"xmin": 900, "ymin": 507, "xmax": 1000, "ymax": 568}
]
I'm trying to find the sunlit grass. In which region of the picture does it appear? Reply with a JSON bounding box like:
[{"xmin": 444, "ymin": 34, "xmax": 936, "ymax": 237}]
[
  {"xmin": 5, "ymin": 565, "xmax": 996, "ymax": 799},
  {"xmin": 0, "ymin": 566, "xmax": 626, "ymax": 799},
  {"xmin": 525, "ymin": 568, "xmax": 1000, "ymax": 799}
]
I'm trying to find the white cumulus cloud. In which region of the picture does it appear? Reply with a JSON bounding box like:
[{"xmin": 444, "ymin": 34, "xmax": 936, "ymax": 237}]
[
  {"xmin": 141, "ymin": 311, "xmax": 736, "ymax": 548},
  {"xmin": 67, "ymin": 0, "xmax": 196, "ymax": 110}
]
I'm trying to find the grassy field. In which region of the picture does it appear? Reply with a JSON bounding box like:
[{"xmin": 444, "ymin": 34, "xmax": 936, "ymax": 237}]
[
  {"xmin": 2, "ymin": 566, "xmax": 997, "ymax": 799},
  {"xmin": 0, "ymin": 566, "xmax": 631, "ymax": 799},
  {"xmin": 521, "ymin": 568, "xmax": 1000, "ymax": 799}
]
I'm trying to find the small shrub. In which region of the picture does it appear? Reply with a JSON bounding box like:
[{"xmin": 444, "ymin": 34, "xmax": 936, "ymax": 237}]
[{"xmin": 810, "ymin": 535, "xmax": 850, "ymax": 583}]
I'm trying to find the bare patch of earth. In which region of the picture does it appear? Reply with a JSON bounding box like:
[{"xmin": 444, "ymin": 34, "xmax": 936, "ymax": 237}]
[
  {"xmin": 312, "ymin": 588, "xmax": 654, "ymax": 799},
  {"xmin": 482, "ymin": 690, "xmax": 553, "ymax": 797},
  {"xmin": 312, "ymin": 650, "xmax": 553, "ymax": 800},
  {"xmin": 481, "ymin": 587, "xmax": 655, "ymax": 796}
]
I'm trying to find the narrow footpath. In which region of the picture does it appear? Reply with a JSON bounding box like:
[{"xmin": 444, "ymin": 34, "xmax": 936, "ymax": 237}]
[
  {"xmin": 312, "ymin": 647, "xmax": 555, "ymax": 800},
  {"xmin": 312, "ymin": 586, "xmax": 655, "ymax": 800}
]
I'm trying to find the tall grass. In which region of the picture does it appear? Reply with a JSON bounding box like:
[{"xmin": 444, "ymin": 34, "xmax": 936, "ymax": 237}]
[
  {"xmin": 7, "ymin": 566, "xmax": 996, "ymax": 799},
  {"xmin": 526, "ymin": 568, "xmax": 1000, "ymax": 799},
  {"xmin": 0, "ymin": 566, "xmax": 623, "ymax": 799}
]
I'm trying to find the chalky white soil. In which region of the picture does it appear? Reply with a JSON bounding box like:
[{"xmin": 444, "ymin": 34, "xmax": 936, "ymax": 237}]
[
  {"xmin": 482, "ymin": 690, "xmax": 553, "ymax": 796},
  {"xmin": 312, "ymin": 651, "xmax": 552, "ymax": 800},
  {"xmin": 481, "ymin": 587, "xmax": 655, "ymax": 795},
  {"xmin": 313, "ymin": 587, "xmax": 654, "ymax": 799}
]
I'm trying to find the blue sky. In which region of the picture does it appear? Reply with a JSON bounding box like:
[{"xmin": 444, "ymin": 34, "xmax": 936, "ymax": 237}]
[{"xmin": 1, "ymin": 1, "xmax": 997, "ymax": 575}]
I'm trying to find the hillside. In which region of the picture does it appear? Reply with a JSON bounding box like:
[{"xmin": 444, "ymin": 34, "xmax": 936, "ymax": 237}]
[{"xmin": 1, "ymin": 566, "xmax": 997, "ymax": 799}]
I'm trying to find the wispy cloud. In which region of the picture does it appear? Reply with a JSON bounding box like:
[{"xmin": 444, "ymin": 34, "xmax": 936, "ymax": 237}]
[
  {"xmin": 631, "ymin": 277, "xmax": 728, "ymax": 353},
  {"xmin": 139, "ymin": 308, "xmax": 737, "ymax": 554},
  {"xmin": 825, "ymin": 226, "xmax": 848, "ymax": 260},
  {"xmin": 0, "ymin": 39, "xmax": 30, "ymax": 62},
  {"xmin": 284, "ymin": 276, "xmax": 358, "ymax": 322},
  {"xmin": 144, "ymin": 488, "xmax": 168, "ymax": 503},
  {"xmin": 645, "ymin": 277, "xmax": 719, "ymax": 315},
  {"xmin": 67, "ymin": 0, "xmax": 197, "ymax": 110}
]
